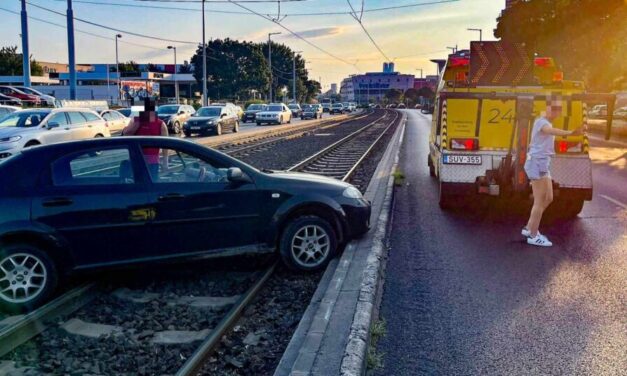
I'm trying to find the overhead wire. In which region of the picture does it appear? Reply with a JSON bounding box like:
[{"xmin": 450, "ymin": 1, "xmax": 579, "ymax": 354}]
[{"xmin": 345, "ymin": 0, "xmax": 390, "ymax": 61}]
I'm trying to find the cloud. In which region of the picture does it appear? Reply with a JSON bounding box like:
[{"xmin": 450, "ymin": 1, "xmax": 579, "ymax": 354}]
[{"xmin": 283, "ymin": 26, "xmax": 345, "ymax": 39}]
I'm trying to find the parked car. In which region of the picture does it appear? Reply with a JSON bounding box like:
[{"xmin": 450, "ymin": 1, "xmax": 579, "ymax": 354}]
[
  {"xmin": 288, "ymin": 103, "xmax": 303, "ymax": 118},
  {"xmin": 349, "ymin": 102, "xmax": 357, "ymax": 112},
  {"xmin": 397, "ymin": 103, "xmax": 407, "ymax": 109},
  {"xmin": 341, "ymin": 102, "xmax": 353, "ymax": 113},
  {"xmin": 301, "ymin": 104, "xmax": 323, "ymax": 120},
  {"xmin": 156, "ymin": 104, "xmax": 195, "ymax": 135},
  {"xmin": 256, "ymin": 103, "xmax": 292, "ymax": 125},
  {"xmin": 0, "ymin": 86, "xmax": 41, "ymax": 106},
  {"xmin": 0, "ymin": 108, "xmax": 110, "ymax": 161},
  {"xmin": 330, "ymin": 103, "xmax": 345, "ymax": 114},
  {"xmin": 0, "ymin": 94, "xmax": 22, "ymax": 106},
  {"xmin": 99, "ymin": 109, "xmax": 131, "ymax": 135},
  {"xmin": 0, "ymin": 136, "xmax": 371, "ymax": 311},
  {"xmin": 183, "ymin": 105, "xmax": 239, "ymax": 136},
  {"xmin": 14, "ymin": 86, "xmax": 56, "ymax": 106},
  {"xmin": 243, "ymin": 103, "xmax": 267, "ymax": 123},
  {"xmin": 589, "ymin": 105, "xmax": 607, "ymax": 118},
  {"xmin": 613, "ymin": 106, "xmax": 627, "ymax": 120},
  {"xmin": 0, "ymin": 105, "xmax": 20, "ymax": 118}
]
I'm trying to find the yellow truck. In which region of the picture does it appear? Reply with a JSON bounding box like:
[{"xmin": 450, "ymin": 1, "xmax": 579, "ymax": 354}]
[{"xmin": 428, "ymin": 41, "xmax": 615, "ymax": 217}]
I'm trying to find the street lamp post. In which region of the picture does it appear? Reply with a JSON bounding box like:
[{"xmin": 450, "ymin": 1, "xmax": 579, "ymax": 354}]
[
  {"xmin": 447, "ymin": 45, "xmax": 458, "ymax": 54},
  {"xmin": 467, "ymin": 28, "xmax": 483, "ymax": 41},
  {"xmin": 416, "ymin": 68, "xmax": 423, "ymax": 79},
  {"xmin": 201, "ymin": 0, "xmax": 208, "ymax": 106},
  {"xmin": 167, "ymin": 46, "xmax": 179, "ymax": 104},
  {"xmin": 20, "ymin": 0, "xmax": 31, "ymax": 88},
  {"xmin": 67, "ymin": 0, "xmax": 77, "ymax": 99},
  {"xmin": 292, "ymin": 50, "xmax": 302, "ymax": 103},
  {"xmin": 268, "ymin": 32, "xmax": 281, "ymax": 102},
  {"xmin": 115, "ymin": 34, "xmax": 122, "ymax": 103}
]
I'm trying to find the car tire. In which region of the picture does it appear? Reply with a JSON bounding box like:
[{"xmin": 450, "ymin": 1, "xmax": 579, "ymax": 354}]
[
  {"xmin": 24, "ymin": 140, "xmax": 40, "ymax": 148},
  {"xmin": 301, "ymin": 116, "xmax": 304, "ymax": 120},
  {"xmin": 288, "ymin": 116, "xmax": 291, "ymax": 124},
  {"xmin": 173, "ymin": 121, "xmax": 182, "ymax": 135},
  {"xmin": 279, "ymin": 215, "xmax": 338, "ymax": 272},
  {"xmin": 233, "ymin": 120, "xmax": 239, "ymax": 133},
  {"xmin": 279, "ymin": 117, "xmax": 283, "ymax": 125},
  {"xmin": 0, "ymin": 243, "xmax": 59, "ymax": 313},
  {"xmin": 256, "ymin": 122, "xmax": 262, "ymax": 126}
]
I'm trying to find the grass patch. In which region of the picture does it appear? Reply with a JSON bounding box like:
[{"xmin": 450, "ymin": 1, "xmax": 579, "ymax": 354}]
[
  {"xmin": 366, "ymin": 318, "xmax": 387, "ymax": 371},
  {"xmin": 392, "ymin": 168, "xmax": 405, "ymax": 186}
]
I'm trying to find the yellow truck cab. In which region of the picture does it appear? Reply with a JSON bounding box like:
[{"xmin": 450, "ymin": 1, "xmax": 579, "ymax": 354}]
[{"xmin": 428, "ymin": 41, "xmax": 614, "ymax": 217}]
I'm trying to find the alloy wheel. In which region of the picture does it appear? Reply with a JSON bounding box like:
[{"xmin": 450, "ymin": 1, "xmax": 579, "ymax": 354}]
[
  {"xmin": 0, "ymin": 253, "xmax": 47, "ymax": 304},
  {"xmin": 290, "ymin": 225, "xmax": 330, "ymax": 268}
]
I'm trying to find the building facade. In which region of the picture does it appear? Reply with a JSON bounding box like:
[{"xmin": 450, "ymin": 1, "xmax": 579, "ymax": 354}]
[{"xmin": 341, "ymin": 71, "xmax": 415, "ymax": 104}]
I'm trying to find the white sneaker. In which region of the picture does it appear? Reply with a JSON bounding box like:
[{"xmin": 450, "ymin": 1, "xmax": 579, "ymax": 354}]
[
  {"xmin": 521, "ymin": 227, "xmax": 531, "ymax": 237},
  {"xmin": 527, "ymin": 234, "xmax": 552, "ymax": 247}
]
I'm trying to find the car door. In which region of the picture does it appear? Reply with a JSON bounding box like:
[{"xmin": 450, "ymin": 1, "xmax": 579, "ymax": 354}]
[
  {"xmin": 39, "ymin": 111, "xmax": 73, "ymax": 145},
  {"xmin": 141, "ymin": 141, "xmax": 261, "ymax": 256},
  {"xmin": 66, "ymin": 111, "xmax": 93, "ymax": 140},
  {"xmin": 31, "ymin": 144, "xmax": 153, "ymax": 267}
]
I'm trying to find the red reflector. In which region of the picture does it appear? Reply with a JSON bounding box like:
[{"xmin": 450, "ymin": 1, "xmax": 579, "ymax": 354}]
[
  {"xmin": 557, "ymin": 140, "xmax": 568, "ymax": 153},
  {"xmin": 553, "ymin": 71, "xmax": 564, "ymax": 82},
  {"xmin": 451, "ymin": 138, "xmax": 478, "ymax": 150},
  {"xmin": 555, "ymin": 140, "xmax": 582, "ymax": 153},
  {"xmin": 534, "ymin": 57, "xmax": 552, "ymax": 67},
  {"xmin": 449, "ymin": 57, "xmax": 470, "ymax": 68}
]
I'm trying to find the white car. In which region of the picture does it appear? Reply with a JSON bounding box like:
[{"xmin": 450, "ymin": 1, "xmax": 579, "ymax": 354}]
[
  {"xmin": 14, "ymin": 86, "xmax": 56, "ymax": 106},
  {"xmin": 0, "ymin": 108, "xmax": 110, "ymax": 161},
  {"xmin": 100, "ymin": 109, "xmax": 131, "ymax": 135},
  {"xmin": 256, "ymin": 103, "xmax": 292, "ymax": 125},
  {"xmin": 0, "ymin": 105, "xmax": 20, "ymax": 119}
]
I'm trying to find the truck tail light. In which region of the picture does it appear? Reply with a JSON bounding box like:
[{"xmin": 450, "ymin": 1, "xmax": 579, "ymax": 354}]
[
  {"xmin": 556, "ymin": 140, "xmax": 582, "ymax": 153},
  {"xmin": 451, "ymin": 138, "xmax": 479, "ymax": 151}
]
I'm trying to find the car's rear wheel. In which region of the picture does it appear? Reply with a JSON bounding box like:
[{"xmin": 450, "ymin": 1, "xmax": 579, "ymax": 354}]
[
  {"xmin": 0, "ymin": 244, "xmax": 58, "ymax": 313},
  {"xmin": 279, "ymin": 216, "xmax": 337, "ymax": 272},
  {"xmin": 287, "ymin": 116, "xmax": 291, "ymax": 124}
]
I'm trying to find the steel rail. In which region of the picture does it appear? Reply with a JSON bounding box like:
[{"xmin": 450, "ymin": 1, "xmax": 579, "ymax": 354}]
[
  {"xmin": 0, "ymin": 283, "xmax": 97, "ymax": 357},
  {"xmin": 175, "ymin": 262, "xmax": 277, "ymax": 376},
  {"xmin": 287, "ymin": 109, "xmax": 396, "ymax": 176}
]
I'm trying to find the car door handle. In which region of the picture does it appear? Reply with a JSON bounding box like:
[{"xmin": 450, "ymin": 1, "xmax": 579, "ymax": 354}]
[
  {"xmin": 42, "ymin": 197, "xmax": 73, "ymax": 207},
  {"xmin": 158, "ymin": 193, "xmax": 185, "ymax": 201}
]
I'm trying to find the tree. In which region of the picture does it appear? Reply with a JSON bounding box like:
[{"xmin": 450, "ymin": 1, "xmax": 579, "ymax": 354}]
[
  {"xmin": 179, "ymin": 61, "xmax": 192, "ymax": 74},
  {"xmin": 404, "ymin": 88, "xmax": 420, "ymax": 105},
  {"xmin": 385, "ymin": 88, "xmax": 403, "ymax": 104},
  {"xmin": 0, "ymin": 46, "xmax": 44, "ymax": 76},
  {"xmin": 117, "ymin": 61, "xmax": 139, "ymax": 73},
  {"xmin": 145, "ymin": 63, "xmax": 163, "ymax": 73},
  {"xmin": 495, "ymin": 0, "xmax": 626, "ymax": 92}
]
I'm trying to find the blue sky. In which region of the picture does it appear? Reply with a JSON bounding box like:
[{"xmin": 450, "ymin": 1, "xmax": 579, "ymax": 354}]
[{"xmin": 0, "ymin": 0, "xmax": 505, "ymax": 88}]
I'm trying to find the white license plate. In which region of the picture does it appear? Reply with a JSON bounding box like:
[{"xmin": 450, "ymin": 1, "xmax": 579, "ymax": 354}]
[
  {"xmin": 443, "ymin": 155, "xmax": 482, "ymax": 165},
  {"xmin": 191, "ymin": 127, "xmax": 200, "ymax": 130}
]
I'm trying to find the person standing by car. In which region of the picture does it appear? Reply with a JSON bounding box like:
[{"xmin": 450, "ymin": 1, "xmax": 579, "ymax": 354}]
[
  {"xmin": 522, "ymin": 98, "xmax": 582, "ymax": 247},
  {"xmin": 122, "ymin": 98, "xmax": 169, "ymax": 178}
]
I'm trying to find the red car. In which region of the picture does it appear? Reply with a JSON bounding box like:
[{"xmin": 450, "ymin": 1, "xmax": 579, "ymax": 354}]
[{"xmin": 0, "ymin": 86, "xmax": 41, "ymax": 105}]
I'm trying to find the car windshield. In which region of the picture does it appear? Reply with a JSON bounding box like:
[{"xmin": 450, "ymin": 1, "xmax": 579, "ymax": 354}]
[
  {"xmin": 19, "ymin": 87, "xmax": 44, "ymax": 96},
  {"xmin": 196, "ymin": 107, "xmax": 222, "ymax": 117},
  {"xmin": 157, "ymin": 106, "xmax": 179, "ymax": 115},
  {"xmin": 302, "ymin": 105, "xmax": 312, "ymax": 109},
  {"xmin": 332, "ymin": 104, "xmax": 342, "ymax": 107},
  {"xmin": 0, "ymin": 110, "xmax": 50, "ymax": 128},
  {"xmin": 268, "ymin": 105, "xmax": 283, "ymax": 111},
  {"xmin": 247, "ymin": 104, "xmax": 265, "ymax": 111},
  {"xmin": 288, "ymin": 104, "xmax": 299, "ymax": 109}
]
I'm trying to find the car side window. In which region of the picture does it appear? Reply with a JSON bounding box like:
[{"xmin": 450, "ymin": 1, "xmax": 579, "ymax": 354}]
[
  {"xmin": 101, "ymin": 112, "xmax": 112, "ymax": 120},
  {"xmin": 67, "ymin": 111, "xmax": 87, "ymax": 124},
  {"xmin": 143, "ymin": 147, "xmax": 228, "ymax": 184},
  {"xmin": 48, "ymin": 112, "xmax": 69, "ymax": 126},
  {"xmin": 51, "ymin": 148, "xmax": 135, "ymax": 186},
  {"xmin": 82, "ymin": 112, "xmax": 101, "ymax": 122}
]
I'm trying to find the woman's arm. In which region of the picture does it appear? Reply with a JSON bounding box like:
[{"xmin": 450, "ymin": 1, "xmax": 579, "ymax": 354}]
[
  {"xmin": 541, "ymin": 124, "xmax": 583, "ymax": 136},
  {"xmin": 121, "ymin": 118, "xmax": 140, "ymax": 136}
]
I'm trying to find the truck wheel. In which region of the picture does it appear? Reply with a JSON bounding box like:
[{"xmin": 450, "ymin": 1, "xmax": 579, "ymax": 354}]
[
  {"xmin": 548, "ymin": 199, "xmax": 585, "ymax": 219},
  {"xmin": 279, "ymin": 216, "xmax": 337, "ymax": 272},
  {"xmin": 0, "ymin": 244, "xmax": 59, "ymax": 313}
]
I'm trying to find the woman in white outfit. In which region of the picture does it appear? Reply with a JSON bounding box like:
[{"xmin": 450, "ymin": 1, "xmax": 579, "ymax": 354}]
[{"xmin": 522, "ymin": 98, "xmax": 582, "ymax": 247}]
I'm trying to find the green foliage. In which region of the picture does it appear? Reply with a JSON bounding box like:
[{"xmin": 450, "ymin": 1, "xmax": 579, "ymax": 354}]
[
  {"xmin": 190, "ymin": 39, "xmax": 320, "ymax": 103},
  {"xmin": 367, "ymin": 319, "xmax": 387, "ymax": 371},
  {"xmin": 392, "ymin": 168, "xmax": 405, "ymax": 187},
  {"xmin": 494, "ymin": 0, "xmax": 626, "ymax": 92},
  {"xmin": 0, "ymin": 46, "xmax": 44, "ymax": 76},
  {"xmin": 117, "ymin": 61, "xmax": 139, "ymax": 73},
  {"xmin": 385, "ymin": 88, "xmax": 403, "ymax": 104}
]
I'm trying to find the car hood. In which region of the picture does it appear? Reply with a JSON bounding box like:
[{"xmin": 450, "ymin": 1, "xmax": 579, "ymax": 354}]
[
  {"xmin": 0, "ymin": 126, "xmax": 35, "ymax": 138},
  {"xmin": 245, "ymin": 110, "xmax": 262, "ymax": 114},
  {"xmin": 188, "ymin": 116, "xmax": 219, "ymax": 122},
  {"xmin": 257, "ymin": 111, "xmax": 282, "ymax": 115},
  {"xmin": 265, "ymin": 170, "xmax": 351, "ymax": 191}
]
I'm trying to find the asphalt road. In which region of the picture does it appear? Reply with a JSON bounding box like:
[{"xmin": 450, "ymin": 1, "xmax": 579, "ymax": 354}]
[{"xmin": 375, "ymin": 110, "xmax": 626, "ymax": 375}]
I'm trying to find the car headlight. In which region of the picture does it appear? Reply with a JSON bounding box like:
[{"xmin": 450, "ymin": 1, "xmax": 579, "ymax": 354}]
[
  {"xmin": 342, "ymin": 186, "xmax": 363, "ymax": 199},
  {"xmin": 207, "ymin": 121, "xmax": 214, "ymax": 125},
  {"xmin": 0, "ymin": 136, "xmax": 21, "ymax": 143}
]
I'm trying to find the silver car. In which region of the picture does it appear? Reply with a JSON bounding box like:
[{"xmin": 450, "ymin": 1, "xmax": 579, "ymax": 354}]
[
  {"xmin": 0, "ymin": 108, "xmax": 110, "ymax": 160},
  {"xmin": 0, "ymin": 105, "xmax": 20, "ymax": 119},
  {"xmin": 100, "ymin": 109, "xmax": 131, "ymax": 135}
]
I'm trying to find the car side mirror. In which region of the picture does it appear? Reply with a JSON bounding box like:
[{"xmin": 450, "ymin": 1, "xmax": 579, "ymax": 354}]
[
  {"xmin": 47, "ymin": 121, "xmax": 60, "ymax": 129},
  {"xmin": 227, "ymin": 167, "xmax": 252, "ymax": 184}
]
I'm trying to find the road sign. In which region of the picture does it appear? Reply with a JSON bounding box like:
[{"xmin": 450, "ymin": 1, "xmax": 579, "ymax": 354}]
[{"xmin": 469, "ymin": 41, "xmax": 534, "ymax": 86}]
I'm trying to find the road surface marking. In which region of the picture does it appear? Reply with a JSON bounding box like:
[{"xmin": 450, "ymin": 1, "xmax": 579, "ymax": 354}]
[{"xmin": 599, "ymin": 194, "xmax": 627, "ymax": 210}]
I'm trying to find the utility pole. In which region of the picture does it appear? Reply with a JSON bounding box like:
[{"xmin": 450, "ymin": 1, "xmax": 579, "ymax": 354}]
[
  {"xmin": 201, "ymin": 0, "xmax": 208, "ymax": 106},
  {"xmin": 268, "ymin": 32, "xmax": 281, "ymax": 102},
  {"xmin": 168, "ymin": 46, "xmax": 178, "ymax": 104},
  {"xmin": 467, "ymin": 28, "xmax": 483, "ymax": 41},
  {"xmin": 292, "ymin": 50, "xmax": 302, "ymax": 103},
  {"xmin": 20, "ymin": 0, "xmax": 31, "ymax": 87},
  {"xmin": 115, "ymin": 34, "xmax": 122, "ymax": 103},
  {"xmin": 416, "ymin": 68, "xmax": 423, "ymax": 79},
  {"xmin": 66, "ymin": 0, "xmax": 77, "ymax": 99}
]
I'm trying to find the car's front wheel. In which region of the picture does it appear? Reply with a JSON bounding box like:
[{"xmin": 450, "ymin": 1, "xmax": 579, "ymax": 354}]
[
  {"xmin": 215, "ymin": 123, "xmax": 222, "ymax": 136},
  {"xmin": 173, "ymin": 121, "xmax": 182, "ymax": 135},
  {"xmin": 233, "ymin": 120, "xmax": 239, "ymax": 133},
  {"xmin": 0, "ymin": 244, "xmax": 58, "ymax": 313},
  {"xmin": 279, "ymin": 216, "xmax": 337, "ymax": 271}
]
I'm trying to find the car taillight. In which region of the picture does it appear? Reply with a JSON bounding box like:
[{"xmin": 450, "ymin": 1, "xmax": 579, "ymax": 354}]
[
  {"xmin": 451, "ymin": 138, "xmax": 479, "ymax": 150},
  {"xmin": 555, "ymin": 140, "xmax": 582, "ymax": 153}
]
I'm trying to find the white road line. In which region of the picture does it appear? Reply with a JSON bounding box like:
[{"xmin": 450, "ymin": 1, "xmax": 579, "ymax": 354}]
[{"xmin": 599, "ymin": 194, "xmax": 627, "ymax": 210}]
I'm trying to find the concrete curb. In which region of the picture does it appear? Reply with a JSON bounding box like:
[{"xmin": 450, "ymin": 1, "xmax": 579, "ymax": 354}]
[
  {"xmin": 340, "ymin": 113, "xmax": 406, "ymax": 376},
  {"xmin": 274, "ymin": 111, "xmax": 407, "ymax": 376}
]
